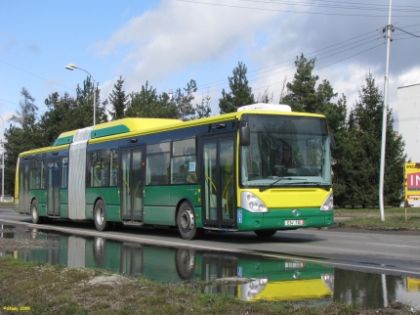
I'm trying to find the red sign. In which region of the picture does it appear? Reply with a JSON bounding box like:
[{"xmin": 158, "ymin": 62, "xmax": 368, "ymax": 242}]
[{"xmin": 407, "ymin": 172, "xmax": 420, "ymax": 190}]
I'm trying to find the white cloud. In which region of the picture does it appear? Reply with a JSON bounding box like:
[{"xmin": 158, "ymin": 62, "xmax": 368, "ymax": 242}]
[
  {"xmin": 0, "ymin": 111, "xmax": 15, "ymax": 139},
  {"xmin": 395, "ymin": 66, "xmax": 420, "ymax": 88},
  {"xmin": 319, "ymin": 63, "xmax": 381, "ymax": 108},
  {"xmin": 95, "ymin": 0, "xmax": 279, "ymax": 92}
]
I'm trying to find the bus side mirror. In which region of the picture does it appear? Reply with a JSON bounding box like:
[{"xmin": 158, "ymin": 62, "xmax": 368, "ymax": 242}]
[{"xmin": 240, "ymin": 121, "xmax": 250, "ymax": 146}]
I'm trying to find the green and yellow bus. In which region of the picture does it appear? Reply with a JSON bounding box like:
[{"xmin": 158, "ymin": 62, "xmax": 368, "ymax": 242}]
[{"xmin": 15, "ymin": 103, "xmax": 333, "ymax": 239}]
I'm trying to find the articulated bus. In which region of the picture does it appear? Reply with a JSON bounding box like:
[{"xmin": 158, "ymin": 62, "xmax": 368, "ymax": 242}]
[{"xmin": 15, "ymin": 103, "xmax": 333, "ymax": 239}]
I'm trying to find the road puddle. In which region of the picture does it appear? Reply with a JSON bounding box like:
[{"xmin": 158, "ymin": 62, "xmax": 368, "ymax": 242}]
[{"xmin": 1, "ymin": 223, "xmax": 419, "ymax": 309}]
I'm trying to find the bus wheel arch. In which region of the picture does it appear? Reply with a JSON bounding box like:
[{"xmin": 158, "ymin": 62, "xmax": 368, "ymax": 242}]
[
  {"xmin": 93, "ymin": 198, "xmax": 108, "ymax": 232},
  {"xmin": 176, "ymin": 200, "xmax": 202, "ymax": 240}
]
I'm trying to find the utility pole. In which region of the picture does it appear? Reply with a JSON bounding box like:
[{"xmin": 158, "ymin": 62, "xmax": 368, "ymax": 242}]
[{"xmin": 379, "ymin": 0, "xmax": 393, "ymax": 222}]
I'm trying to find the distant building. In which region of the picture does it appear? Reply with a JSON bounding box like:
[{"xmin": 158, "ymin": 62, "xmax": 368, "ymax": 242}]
[{"xmin": 395, "ymin": 83, "xmax": 420, "ymax": 162}]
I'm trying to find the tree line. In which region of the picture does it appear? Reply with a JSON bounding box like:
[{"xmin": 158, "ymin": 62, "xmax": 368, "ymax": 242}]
[{"xmin": 3, "ymin": 54, "xmax": 405, "ymax": 208}]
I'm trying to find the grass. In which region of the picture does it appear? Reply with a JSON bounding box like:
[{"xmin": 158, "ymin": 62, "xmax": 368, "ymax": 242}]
[
  {"xmin": 0, "ymin": 256, "xmax": 364, "ymax": 315},
  {"xmin": 335, "ymin": 207, "xmax": 420, "ymax": 231}
]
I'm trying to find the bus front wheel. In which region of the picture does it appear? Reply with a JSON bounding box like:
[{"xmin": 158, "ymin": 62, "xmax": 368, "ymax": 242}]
[
  {"xmin": 94, "ymin": 200, "xmax": 107, "ymax": 232},
  {"xmin": 177, "ymin": 202, "xmax": 200, "ymax": 240}
]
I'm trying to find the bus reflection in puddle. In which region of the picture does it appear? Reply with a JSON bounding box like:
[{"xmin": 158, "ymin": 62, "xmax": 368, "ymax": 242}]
[
  {"xmin": 3, "ymin": 227, "xmax": 420, "ymax": 309},
  {"xmin": 9, "ymin": 228, "xmax": 333, "ymax": 304}
]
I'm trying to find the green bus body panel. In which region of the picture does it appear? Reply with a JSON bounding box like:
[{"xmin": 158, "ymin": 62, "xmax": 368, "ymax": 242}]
[
  {"xmin": 85, "ymin": 239, "xmax": 122, "ymax": 273},
  {"xmin": 91, "ymin": 125, "xmax": 130, "ymax": 139},
  {"xmin": 60, "ymin": 189, "xmax": 68, "ymax": 218},
  {"xmin": 142, "ymin": 247, "xmax": 182, "ymax": 283},
  {"xmin": 143, "ymin": 185, "xmax": 201, "ymax": 226},
  {"xmin": 53, "ymin": 135, "xmax": 73, "ymax": 146},
  {"xmin": 237, "ymin": 208, "xmax": 334, "ymax": 231},
  {"xmin": 86, "ymin": 187, "xmax": 120, "ymax": 221}
]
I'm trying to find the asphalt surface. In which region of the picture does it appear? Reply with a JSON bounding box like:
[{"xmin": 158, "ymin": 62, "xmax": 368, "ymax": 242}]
[{"xmin": 1, "ymin": 207, "xmax": 419, "ymax": 276}]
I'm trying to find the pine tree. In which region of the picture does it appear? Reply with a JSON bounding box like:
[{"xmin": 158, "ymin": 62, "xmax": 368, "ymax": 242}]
[
  {"xmin": 174, "ymin": 79, "xmax": 197, "ymax": 120},
  {"xmin": 126, "ymin": 81, "xmax": 178, "ymax": 118},
  {"xmin": 345, "ymin": 74, "xmax": 405, "ymax": 207},
  {"xmin": 219, "ymin": 62, "xmax": 254, "ymax": 113},
  {"xmin": 194, "ymin": 95, "xmax": 212, "ymax": 118},
  {"xmin": 10, "ymin": 88, "xmax": 38, "ymax": 128},
  {"xmin": 75, "ymin": 77, "xmax": 107, "ymax": 126},
  {"xmin": 109, "ymin": 76, "xmax": 128, "ymax": 120},
  {"xmin": 282, "ymin": 54, "xmax": 319, "ymax": 112}
]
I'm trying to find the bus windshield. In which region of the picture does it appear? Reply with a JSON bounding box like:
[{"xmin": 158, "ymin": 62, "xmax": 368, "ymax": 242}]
[{"xmin": 240, "ymin": 114, "xmax": 331, "ymax": 188}]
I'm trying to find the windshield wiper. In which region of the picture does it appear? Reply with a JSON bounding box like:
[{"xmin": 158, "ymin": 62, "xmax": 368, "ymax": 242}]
[
  {"xmin": 287, "ymin": 181, "xmax": 331, "ymax": 190},
  {"xmin": 260, "ymin": 177, "xmax": 306, "ymax": 192}
]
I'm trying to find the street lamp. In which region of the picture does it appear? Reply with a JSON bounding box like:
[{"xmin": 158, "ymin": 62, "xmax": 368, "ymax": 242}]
[{"xmin": 65, "ymin": 63, "xmax": 97, "ymax": 126}]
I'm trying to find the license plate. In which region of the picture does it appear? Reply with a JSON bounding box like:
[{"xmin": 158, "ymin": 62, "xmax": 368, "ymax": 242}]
[{"xmin": 284, "ymin": 219, "xmax": 304, "ymax": 226}]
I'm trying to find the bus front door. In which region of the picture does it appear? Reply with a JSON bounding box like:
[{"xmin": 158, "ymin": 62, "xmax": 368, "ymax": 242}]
[
  {"xmin": 201, "ymin": 135, "xmax": 236, "ymax": 228},
  {"xmin": 120, "ymin": 147, "xmax": 145, "ymax": 222},
  {"xmin": 47, "ymin": 158, "xmax": 61, "ymax": 216}
]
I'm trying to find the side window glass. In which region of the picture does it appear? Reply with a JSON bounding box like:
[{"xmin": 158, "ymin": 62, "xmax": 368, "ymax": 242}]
[
  {"xmin": 171, "ymin": 138, "xmax": 196, "ymax": 184},
  {"xmin": 88, "ymin": 150, "xmax": 111, "ymax": 187},
  {"xmin": 146, "ymin": 143, "xmax": 170, "ymax": 185}
]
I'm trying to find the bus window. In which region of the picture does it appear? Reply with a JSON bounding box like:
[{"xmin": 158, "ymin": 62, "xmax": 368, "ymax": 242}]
[
  {"xmin": 171, "ymin": 138, "xmax": 196, "ymax": 184},
  {"xmin": 30, "ymin": 159, "xmax": 42, "ymax": 189},
  {"xmin": 146, "ymin": 142, "xmax": 170, "ymax": 185},
  {"xmin": 87, "ymin": 150, "xmax": 111, "ymax": 187}
]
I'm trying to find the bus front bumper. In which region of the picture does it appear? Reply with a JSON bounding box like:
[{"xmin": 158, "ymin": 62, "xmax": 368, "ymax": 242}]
[{"xmin": 237, "ymin": 207, "xmax": 334, "ymax": 231}]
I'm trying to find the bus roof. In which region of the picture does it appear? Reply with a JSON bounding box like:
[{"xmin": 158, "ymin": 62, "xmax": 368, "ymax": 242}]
[{"xmin": 19, "ymin": 107, "xmax": 326, "ymax": 157}]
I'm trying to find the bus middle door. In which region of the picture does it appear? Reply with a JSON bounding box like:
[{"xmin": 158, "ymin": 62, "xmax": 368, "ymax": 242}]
[{"xmin": 120, "ymin": 146, "xmax": 145, "ymax": 222}]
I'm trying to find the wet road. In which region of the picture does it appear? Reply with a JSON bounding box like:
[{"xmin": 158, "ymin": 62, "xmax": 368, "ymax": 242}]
[{"xmin": 1, "ymin": 207, "xmax": 420, "ymax": 276}]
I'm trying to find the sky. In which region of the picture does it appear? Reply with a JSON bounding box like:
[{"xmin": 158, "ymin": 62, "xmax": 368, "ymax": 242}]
[{"xmin": 1, "ymin": 0, "xmax": 420, "ymax": 139}]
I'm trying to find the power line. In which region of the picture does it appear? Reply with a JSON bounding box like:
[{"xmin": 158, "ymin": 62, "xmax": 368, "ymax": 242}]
[
  {"xmin": 176, "ymin": 0, "xmax": 420, "ymax": 18},
  {"xmin": 198, "ymin": 29, "xmax": 380, "ymax": 91},
  {"xmin": 249, "ymin": 42, "xmax": 384, "ymax": 94},
  {"xmin": 238, "ymin": 0, "xmax": 420, "ymax": 13},
  {"xmin": 197, "ymin": 30, "xmax": 383, "ymax": 96},
  {"xmin": 394, "ymin": 26, "xmax": 420, "ymax": 38}
]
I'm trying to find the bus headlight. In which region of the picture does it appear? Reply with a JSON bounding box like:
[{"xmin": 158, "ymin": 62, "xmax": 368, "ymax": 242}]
[
  {"xmin": 241, "ymin": 192, "xmax": 268, "ymax": 213},
  {"xmin": 320, "ymin": 192, "xmax": 333, "ymax": 211}
]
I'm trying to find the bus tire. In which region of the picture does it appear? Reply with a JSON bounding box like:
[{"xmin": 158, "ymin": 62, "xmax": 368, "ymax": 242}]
[
  {"xmin": 177, "ymin": 202, "xmax": 199, "ymax": 240},
  {"xmin": 94, "ymin": 199, "xmax": 107, "ymax": 232},
  {"xmin": 175, "ymin": 248, "xmax": 196, "ymax": 279},
  {"xmin": 93, "ymin": 237, "xmax": 106, "ymax": 265},
  {"xmin": 254, "ymin": 229, "xmax": 277, "ymax": 239},
  {"xmin": 31, "ymin": 200, "xmax": 40, "ymax": 224}
]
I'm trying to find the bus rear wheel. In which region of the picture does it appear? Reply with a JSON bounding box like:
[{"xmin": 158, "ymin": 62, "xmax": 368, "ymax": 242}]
[
  {"xmin": 177, "ymin": 202, "xmax": 200, "ymax": 240},
  {"xmin": 94, "ymin": 200, "xmax": 107, "ymax": 232},
  {"xmin": 31, "ymin": 200, "xmax": 40, "ymax": 224},
  {"xmin": 254, "ymin": 229, "xmax": 277, "ymax": 239}
]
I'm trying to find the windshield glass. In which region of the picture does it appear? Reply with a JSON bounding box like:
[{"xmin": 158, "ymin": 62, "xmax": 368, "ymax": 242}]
[{"xmin": 240, "ymin": 114, "xmax": 331, "ymax": 188}]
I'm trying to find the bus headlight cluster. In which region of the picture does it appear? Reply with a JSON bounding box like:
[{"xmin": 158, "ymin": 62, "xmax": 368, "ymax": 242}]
[
  {"xmin": 320, "ymin": 192, "xmax": 333, "ymax": 211},
  {"xmin": 241, "ymin": 192, "xmax": 268, "ymax": 213}
]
